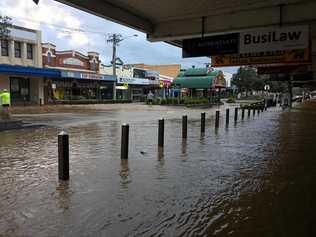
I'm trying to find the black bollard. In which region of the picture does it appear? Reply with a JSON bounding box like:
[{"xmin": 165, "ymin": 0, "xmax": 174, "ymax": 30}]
[
  {"xmin": 201, "ymin": 113, "xmax": 206, "ymax": 134},
  {"xmin": 215, "ymin": 111, "xmax": 220, "ymax": 128},
  {"xmin": 158, "ymin": 119, "xmax": 164, "ymax": 147},
  {"xmin": 248, "ymin": 109, "xmax": 251, "ymax": 117},
  {"xmin": 234, "ymin": 108, "xmax": 238, "ymax": 122},
  {"xmin": 253, "ymin": 108, "xmax": 256, "ymax": 116},
  {"xmin": 39, "ymin": 98, "xmax": 42, "ymax": 106},
  {"xmin": 242, "ymin": 109, "xmax": 245, "ymax": 120},
  {"xmin": 182, "ymin": 115, "xmax": 187, "ymax": 139},
  {"xmin": 121, "ymin": 124, "xmax": 129, "ymax": 160},
  {"xmin": 225, "ymin": 109, "xmax": 229, "ymax": 125},
  {"xmin": 58, "ymin": 131, "xmax": 69, "ymax": 180}
]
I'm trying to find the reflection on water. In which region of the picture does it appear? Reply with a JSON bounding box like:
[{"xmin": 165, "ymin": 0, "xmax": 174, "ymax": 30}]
[
  {"xmin": 157, "ymin": 147, "xmax": 164, "ymax": 161},
  {"xmin": 1, "ymin": 103, "xmax": 316, "ymax": 236}
]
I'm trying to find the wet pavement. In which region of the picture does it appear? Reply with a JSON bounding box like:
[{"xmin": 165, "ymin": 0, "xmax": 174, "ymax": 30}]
[{"xmin": 0, "ymin": 102, "xmax": 316, "ymax": 237}]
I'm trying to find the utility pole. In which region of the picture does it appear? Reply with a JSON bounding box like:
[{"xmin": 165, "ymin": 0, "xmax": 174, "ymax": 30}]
[
  {"xmin": 107, "ymin": 33, "xmax": 137, "ymax": 100},
  {"xmin": 107, "ymin": 34, "xmax": 122, "ymax": 100}
]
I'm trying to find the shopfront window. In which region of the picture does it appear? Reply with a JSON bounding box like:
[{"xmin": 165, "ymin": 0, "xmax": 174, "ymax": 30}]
[
  {"xmin": 10, "ymin": 77, "xmax": 30, "ymax": 103},
  {"xmin": 45, "ymin": 78, "xmax": 114, "ymax": 103},
  {"xmin": 99, "ymin": 82, "xmax": 114, "ymax": 100}
]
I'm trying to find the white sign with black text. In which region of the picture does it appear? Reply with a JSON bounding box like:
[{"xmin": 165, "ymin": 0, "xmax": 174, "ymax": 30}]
[{"xmin": 240, "ymin": 25, "xmax": 309, "ymax": 54}]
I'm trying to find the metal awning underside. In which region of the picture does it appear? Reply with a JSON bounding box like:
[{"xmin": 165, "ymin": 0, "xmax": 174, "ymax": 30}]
[
  {"xmin": 0, "ymin": 64, "xmax": 61, "ymax": 78},
  {"xmin": 55, "ymin": 0, "xmax": 316, "ymax": 46}
]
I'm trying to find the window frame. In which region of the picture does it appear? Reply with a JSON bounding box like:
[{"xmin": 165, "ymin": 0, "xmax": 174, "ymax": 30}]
[
  {"xmin": 14, "ymin": 41, "xmax": 22, "ymax": 58},
  {"xmin": 26, "ymin": 43, "xmax": 33, "ymax": 59},
  {"xmin": 1, "ymin": 39, "xmax": 9, "ymax": 56}
]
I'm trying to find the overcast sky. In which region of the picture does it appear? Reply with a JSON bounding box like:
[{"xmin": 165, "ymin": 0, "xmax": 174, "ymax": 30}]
[{"xmin": 0, "ymin": 0, "xmax": 237, "ymax": 74}]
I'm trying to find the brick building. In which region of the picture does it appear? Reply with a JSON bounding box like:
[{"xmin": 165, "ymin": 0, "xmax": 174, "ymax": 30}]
[{"xmin": 42, "ymin": 43, "xmax": 115, "ymax": 103}]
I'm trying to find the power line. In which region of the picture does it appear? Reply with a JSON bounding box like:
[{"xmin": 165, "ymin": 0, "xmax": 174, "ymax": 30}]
[{"xmin": 4, "ymin": 14, "xmax": 112, "ymax": 36}]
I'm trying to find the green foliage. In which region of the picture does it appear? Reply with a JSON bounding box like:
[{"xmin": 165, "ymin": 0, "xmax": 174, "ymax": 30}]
[
  {"xmin": 0, "ymin": 15, "xmax": 12, "ymax": 39},
  {"xmin": 240, "ymin": 100, "xmax": 265, "ymax": 110},
  {"xmin": 232, "ymin": 66, "xmax": 266, "ymax": 92},
  {"xmin": 146, "ymin": 97, "xmax": 209, "ymax": 106},
  {"xmin": 226, "ymin": 96, "xmax": 236, "ymax": 103}
]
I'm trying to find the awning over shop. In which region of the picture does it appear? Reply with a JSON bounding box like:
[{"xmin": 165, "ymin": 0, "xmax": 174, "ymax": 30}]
[
  {"xmin": 0, "ymin": 64, "xmax": 61, "ymax": 78},
  {"xmin": 173, "ymin": 68, "xmax": 227, "ymax": 89},
  {"xmin": 173, "ymin": 76, "xmax": 213, "ymax": 89}
]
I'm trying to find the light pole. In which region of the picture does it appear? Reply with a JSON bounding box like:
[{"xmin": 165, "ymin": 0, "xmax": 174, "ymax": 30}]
[{"xmin": 107, "ymin": 34, "xmax": 138, "ymax": 100}]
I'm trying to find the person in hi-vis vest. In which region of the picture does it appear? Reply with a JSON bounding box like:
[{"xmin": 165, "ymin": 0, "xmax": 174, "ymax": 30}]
[{"xmin": 0, "ymin": 89, "xmax": 11, "ymax": 120}]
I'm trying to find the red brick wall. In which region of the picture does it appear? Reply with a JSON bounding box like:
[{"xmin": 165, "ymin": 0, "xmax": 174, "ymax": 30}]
[{"xmin": 42, "ymin": 48, "xmax": 100, "ymax": 71}]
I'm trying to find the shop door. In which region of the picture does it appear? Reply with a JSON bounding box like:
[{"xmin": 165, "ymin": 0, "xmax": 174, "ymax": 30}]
[{"xmin": 10, "ymin": 77, "xmax": 30, "ymax": 103}]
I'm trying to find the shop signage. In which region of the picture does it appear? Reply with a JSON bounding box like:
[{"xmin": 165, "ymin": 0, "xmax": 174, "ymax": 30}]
[
  {"xmin": 63, "ymin": 58, "xmax": 84, "ymax": 66},
  {"xmin": 61, "ymin": 71, "xmax": 116, "ymax": 81},
  {"xmin": 211, "ymin": 48, "xmax": 310, "ymax": 67},
  {"xmin": 239, "ymin": 25, "xmax": 309, "ymax": 54},
  {"xmin": 182, "ymin": 33, "xmax": 239, "ymax": 58},
  {"xmin": 117, "ymin": 77, "xmax": 150, "ymax": 85}
]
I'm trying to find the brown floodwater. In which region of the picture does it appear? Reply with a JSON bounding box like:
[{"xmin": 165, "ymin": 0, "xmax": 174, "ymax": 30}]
[{"xmin": 0, "ymin": 103, "xmax": 316, "ymax": 237}]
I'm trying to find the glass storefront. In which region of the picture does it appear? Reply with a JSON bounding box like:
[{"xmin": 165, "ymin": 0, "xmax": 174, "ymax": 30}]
[
  {"xmin": 10, "ymin": 77, "xmax": 30, "ymax": 103},
  {"xmin": 44, "ymin": 78, "xmax": 114, "ymax": 103}
]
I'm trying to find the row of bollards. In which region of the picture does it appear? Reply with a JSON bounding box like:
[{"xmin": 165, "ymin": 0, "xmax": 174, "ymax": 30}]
[{"xmin": 57, "ymin": 105, "xmax": 268, "ymax": 181}]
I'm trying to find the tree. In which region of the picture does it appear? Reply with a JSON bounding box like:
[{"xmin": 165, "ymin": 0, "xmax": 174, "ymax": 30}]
[
  {"xmin": 0, "ymin": 15, "xmax": 12, "ymax": 39},
  {"xmin": 232, "ymin": 66, "xmax": 265, "ymax": 96}
]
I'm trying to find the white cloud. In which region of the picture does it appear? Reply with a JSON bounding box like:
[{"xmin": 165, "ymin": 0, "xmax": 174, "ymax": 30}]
[
  {"xmin": 0, "ymin": 0, "xmax": 238, "ymax": 72},
  {"xmin": 0, "ymin": 0, "xmax": 89, "ymax": 48}
]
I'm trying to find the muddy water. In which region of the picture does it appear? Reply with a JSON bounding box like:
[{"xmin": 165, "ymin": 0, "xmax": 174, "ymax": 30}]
[{"xmin": 0, "ymin": 103, "xmax": 316, "ymax": 237}]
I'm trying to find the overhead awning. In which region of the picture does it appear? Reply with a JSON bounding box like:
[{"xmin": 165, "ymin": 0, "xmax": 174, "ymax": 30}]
[
  {"xmin": 173, "ymin": 76, "xmax": 213, "ymax": 89},
  {"xmin": 0, "ymin": 64, "xmax": 61, "ymax": 78}
]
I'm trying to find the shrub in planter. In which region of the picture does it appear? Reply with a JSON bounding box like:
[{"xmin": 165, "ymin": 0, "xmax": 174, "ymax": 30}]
[{"xmin": 227, "ymin": 96, "xmax": 236, "ymax": 103}]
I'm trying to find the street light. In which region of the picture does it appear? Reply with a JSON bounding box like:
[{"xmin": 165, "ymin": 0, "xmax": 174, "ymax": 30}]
[{"xmin": 107, "ymin": 34, "xmax": 138, "ymax": 100}]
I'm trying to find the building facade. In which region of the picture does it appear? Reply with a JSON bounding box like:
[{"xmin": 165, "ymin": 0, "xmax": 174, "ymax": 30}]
[
  {"xmin": 42, "ymin": 43, "xmax": 116, "ymax": 103},
  {"xmin": 0, "ymin": 25, "xmax": 46, "ymax": 105},
  {"xmin": 100, "ymin": 64, "xmax": 160, "ymax": 101},
  {"xmin": 129, "ymin": 64, "xmax": 181, "ymax": 78}
]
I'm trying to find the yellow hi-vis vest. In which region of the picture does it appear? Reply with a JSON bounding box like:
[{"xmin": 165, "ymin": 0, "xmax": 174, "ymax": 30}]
[{"xmin": 0, "ymin": 92, "xmax": 11, "ymax": 105}]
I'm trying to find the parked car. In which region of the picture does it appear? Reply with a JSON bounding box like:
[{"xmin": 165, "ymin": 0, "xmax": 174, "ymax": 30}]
[
  {"xmin": 292, "ymin": 95, "xmax": 303, "ymax": 102},
  {"xmin": 310, "ymin": 91, "xmax": 316, "ymax": 100}
]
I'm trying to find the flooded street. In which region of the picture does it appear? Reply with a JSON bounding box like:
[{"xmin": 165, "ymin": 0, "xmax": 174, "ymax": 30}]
[{"xmin": 1, "ymin": 103, "xmax": 316, "ymax": 237}]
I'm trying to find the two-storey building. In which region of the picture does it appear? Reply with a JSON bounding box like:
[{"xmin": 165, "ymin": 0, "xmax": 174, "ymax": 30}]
[
  {"xmin": 0, "ymin": 26, "xmax": 58, "ymax": 105},
  {"xmin": 42, "ymin": 43, "xmax": 116, "ymax": 103}
]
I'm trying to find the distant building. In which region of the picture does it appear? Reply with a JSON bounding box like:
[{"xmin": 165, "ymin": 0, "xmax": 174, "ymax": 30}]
[
  {"xmin": 223, "ymin": 72, "xmax": 233, "ymax": 88},
  {"xmin": 100, "ymin": 64, "xmax": 161, "ymax": 101},
  {"xmin": 128, "ymin": 64, "xmax": 180, "ymax": 79},
  {"xmin": 173, "ymin": 67, "xmax": 227, "ymax": 98}
]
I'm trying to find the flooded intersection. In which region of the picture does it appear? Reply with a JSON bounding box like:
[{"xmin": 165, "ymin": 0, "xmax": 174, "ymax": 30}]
[{"xmin": 1, "ymin": 103, "xmax": 316, "ymax": 237}]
